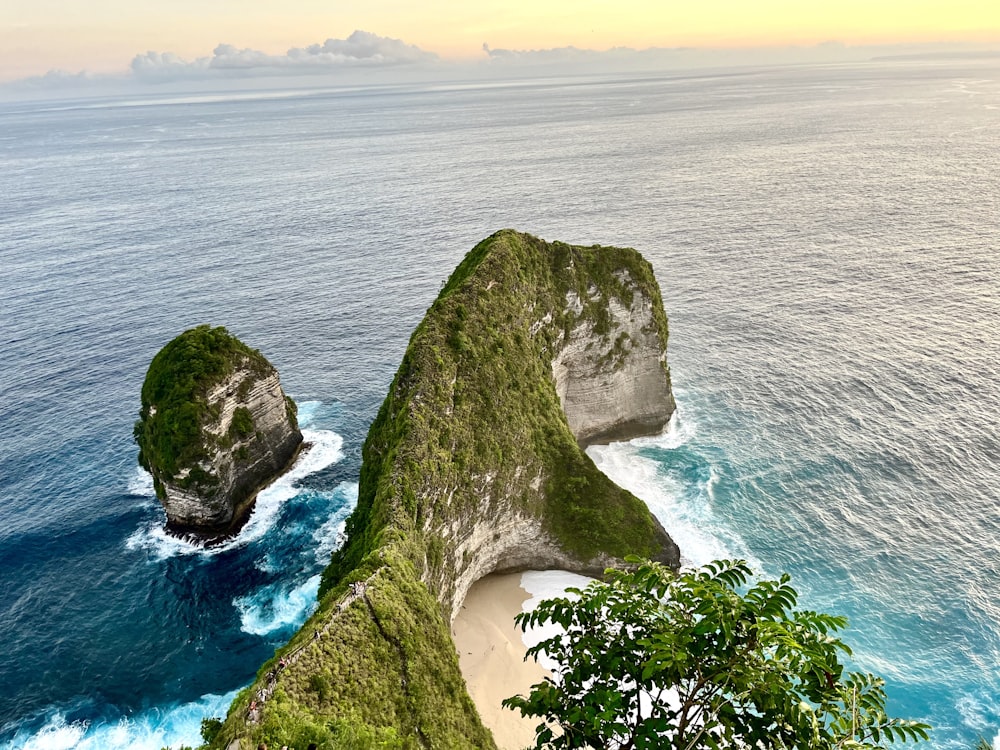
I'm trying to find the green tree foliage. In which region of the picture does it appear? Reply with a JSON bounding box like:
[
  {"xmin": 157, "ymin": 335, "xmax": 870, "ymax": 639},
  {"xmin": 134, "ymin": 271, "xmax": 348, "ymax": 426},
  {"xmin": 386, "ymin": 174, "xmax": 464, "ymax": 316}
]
[
  {"xmin": 200, "ymin": 717, "xmax": 223, "ymax": 744},
  {"xmin": 505, "ymin": 558, "xmax": 930, "ymax": 750}
]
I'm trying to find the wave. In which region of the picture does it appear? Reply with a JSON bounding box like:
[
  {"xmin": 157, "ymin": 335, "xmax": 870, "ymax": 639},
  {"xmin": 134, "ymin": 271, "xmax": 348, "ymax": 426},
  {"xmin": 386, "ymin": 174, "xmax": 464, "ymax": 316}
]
[
  {"xmin": 0, "ymin": 689, "xmax": 239, "ymax": 750},
  {"xmin": 235, "ymin": 573, "xmax": 321, "ymax": 636},
  {"xmin": 586, "ymin": 410, "xmax": 760, "ymax": 571},
  {"xmin": 956, "ymin": 691, "xmax": 1000, "ymax": 742},
  {"xmin": 235, "ymin": 482, "xmax": 358, "ymax": 636},
  {"xmin": 293, "ymin": 399, "xmax": 324, "ymax": 428},
  {"xmin": 125, "ymin": 428, "xmax": 343, "ymax": 559},
  {"xmin": 126, "ymin": 467, "xmax": 155, "ymax": 498},
  {"xmin": 311, "ymin": 483, "xmax": 358, "ymax": 564}
]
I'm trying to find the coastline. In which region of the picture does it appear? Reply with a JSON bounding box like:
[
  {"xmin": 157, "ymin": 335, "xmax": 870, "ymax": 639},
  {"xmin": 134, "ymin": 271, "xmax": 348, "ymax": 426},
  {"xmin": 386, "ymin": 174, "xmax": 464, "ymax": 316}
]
[{"xmin": 452, "ymin": 572, "xmax": 549, "ymax": 750}]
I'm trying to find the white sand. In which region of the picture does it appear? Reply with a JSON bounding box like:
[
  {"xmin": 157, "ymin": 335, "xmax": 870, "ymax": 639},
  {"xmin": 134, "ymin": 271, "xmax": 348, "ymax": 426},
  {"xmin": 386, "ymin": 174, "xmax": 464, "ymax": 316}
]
[{"xmin": 452, "ymin": 572, "xmax": 549, "ymax": 750}]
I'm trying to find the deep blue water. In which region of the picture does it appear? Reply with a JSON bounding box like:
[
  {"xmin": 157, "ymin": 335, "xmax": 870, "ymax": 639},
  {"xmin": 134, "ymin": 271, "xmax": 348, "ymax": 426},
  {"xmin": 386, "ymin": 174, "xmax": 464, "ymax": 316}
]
[{"xmin": 1, "ymin": 61, "xmax": 998, "ymax": 749}]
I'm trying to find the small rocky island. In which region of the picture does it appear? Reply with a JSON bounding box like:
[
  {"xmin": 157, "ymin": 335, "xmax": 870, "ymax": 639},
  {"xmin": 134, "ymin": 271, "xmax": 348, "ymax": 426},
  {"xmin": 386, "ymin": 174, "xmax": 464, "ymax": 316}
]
[
  {"xmin": 133, "ymin": 325, "xmax": 303, "ymax": 540},
  {"xmin": 209, "ymin": 231, "xmax": 679, "ymax": 749}
]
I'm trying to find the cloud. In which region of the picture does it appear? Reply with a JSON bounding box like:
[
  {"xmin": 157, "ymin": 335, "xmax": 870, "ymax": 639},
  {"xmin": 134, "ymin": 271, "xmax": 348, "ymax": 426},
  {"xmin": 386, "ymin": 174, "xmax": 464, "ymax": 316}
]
[
  {"xmin": 130, "ymin": 30, "xmax": 438, "ymax": 82},
  {"xmin": 9, "ymin": 68, "xmax": 94, "ymax": 88},
  {"xmin": 479, "ymin": 42, "xmax": 708, "ymax": 73},
  {"xmin": 6, "ymin": 32, "xmax": 998, "ymax": 101},
  {"xmin": 479, "ymin": 39, "xmax": 1000, "ymax": 75},
  {"xmin": 288, "ymin": 30, "xmax": 438, "ymax": 66},
  {"xmin": 481, "ymin": 42, "xmax": 605, "ymax": 63}
]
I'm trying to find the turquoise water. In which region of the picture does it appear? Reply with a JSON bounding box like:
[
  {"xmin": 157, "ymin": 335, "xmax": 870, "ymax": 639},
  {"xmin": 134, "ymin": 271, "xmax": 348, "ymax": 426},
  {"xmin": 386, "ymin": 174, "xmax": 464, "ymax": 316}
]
[{"xmin": 1, "ymin": 61, "xmax": 998, "ymax": 748}]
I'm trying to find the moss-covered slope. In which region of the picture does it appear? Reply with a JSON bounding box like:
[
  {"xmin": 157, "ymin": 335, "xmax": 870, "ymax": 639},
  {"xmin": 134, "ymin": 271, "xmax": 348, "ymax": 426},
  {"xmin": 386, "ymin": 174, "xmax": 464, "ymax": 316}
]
[{"xmin": 213, "ymin": 231, "xmax": 679, "ymax": 749}]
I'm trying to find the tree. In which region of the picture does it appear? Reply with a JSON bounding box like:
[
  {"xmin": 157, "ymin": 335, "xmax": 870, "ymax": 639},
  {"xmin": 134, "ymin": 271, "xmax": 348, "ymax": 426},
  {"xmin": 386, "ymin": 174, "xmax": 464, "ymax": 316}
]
[{"xmin": 504, "ymin": 558, "xmax": 930, "ymax": 750}]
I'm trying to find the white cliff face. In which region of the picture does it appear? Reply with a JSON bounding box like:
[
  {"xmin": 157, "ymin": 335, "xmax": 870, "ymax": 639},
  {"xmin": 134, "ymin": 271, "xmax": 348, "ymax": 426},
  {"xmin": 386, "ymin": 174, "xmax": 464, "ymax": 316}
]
[
  {"xmin": 159, "ymin": 360, "xmax": 302, "ymax": 536},
  {"xmin": 552, "ymin": 283, "xmax": 676, "ymax": 446}
]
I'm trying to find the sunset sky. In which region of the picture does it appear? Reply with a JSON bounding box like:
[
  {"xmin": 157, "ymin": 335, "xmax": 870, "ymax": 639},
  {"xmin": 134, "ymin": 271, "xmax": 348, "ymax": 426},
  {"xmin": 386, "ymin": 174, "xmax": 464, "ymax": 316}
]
[{"xmin": 3, "ymin": 0, "xmax": 1000, "ymax": 84}]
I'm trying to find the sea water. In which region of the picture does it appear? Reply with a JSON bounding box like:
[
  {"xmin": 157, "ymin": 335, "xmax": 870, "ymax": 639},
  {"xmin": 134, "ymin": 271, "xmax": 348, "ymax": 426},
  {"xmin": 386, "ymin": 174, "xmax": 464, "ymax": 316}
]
[{"xmin": 1, "ymin": 60, "xmax": 998, "ymax": 748}]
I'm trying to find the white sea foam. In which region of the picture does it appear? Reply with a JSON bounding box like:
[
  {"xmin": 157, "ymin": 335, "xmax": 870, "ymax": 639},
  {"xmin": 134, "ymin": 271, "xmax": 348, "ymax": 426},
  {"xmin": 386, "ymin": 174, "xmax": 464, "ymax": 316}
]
[
  {"xmin": 586, "ymin": 412, "xmax": 759, "ymax": 571},
  {"xmin": 1, "ymin": 689, "xmax": 239, "ymax": 750},
  {"xmin": 126, "ymin": 467, "xmax": 155, "ymax": 498},
  {"xmin": 518, "ymin": 570, "xmax": 593, "ymax": 672},
  {"xmin": 235, "ymin": 573, "xmax": 321, "ymax": 636},
  {"xmin": 2, "ymin": 714, "xmax": 86, "ymax": 750},
  {"xmin": 232, "ymin": 482, "xmax": 357, "ymax": 635},
  {"xmin": 956, "ymin": 691, "xmax": 1000, "ymax": 735},
  {"xmin": 125, "ymin": 428, "xmax": 343, "ymax": 559},
  {"xmin": 294, "ymin": 399, "xmax": 323, "ymax": 428},
  {"xmin": 312, "ymin": 482, "xmax": 358, "ymax": 564}
]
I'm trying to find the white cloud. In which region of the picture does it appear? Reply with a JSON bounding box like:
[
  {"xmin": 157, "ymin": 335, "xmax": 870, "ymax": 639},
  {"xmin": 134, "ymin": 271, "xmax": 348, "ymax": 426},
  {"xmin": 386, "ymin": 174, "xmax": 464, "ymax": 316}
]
[
  {"xmin": 130, "ymin": 30, "xmax": 438, "ymax": 82},
  {"xmin": 479, "ymin": 39, "xmax": 1000, "ymax": 73},
  {"xmin": 288, "ymin": 30, "xmax": 438, "ymax": 66},
  {"xmin": 4, "ymin": 32, "xmax": 998, "ymax": 101}
]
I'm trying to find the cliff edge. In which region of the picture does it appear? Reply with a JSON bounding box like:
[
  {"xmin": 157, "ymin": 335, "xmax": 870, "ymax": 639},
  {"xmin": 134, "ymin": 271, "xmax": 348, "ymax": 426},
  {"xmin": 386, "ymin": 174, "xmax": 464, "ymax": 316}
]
[
  {"xmin": 212, "ymin": 231, "xmax": 679, "ymax": 748},
  {"xmin": 134, "ymin": 325, "xmax": 303, "ymax": 539}
]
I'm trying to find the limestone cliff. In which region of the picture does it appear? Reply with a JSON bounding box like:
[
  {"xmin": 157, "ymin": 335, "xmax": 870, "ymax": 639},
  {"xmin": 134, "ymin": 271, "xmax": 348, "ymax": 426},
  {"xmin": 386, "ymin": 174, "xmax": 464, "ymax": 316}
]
[
  {"xmin": 212, "ymin": 231, "xmax": 679, "ymax": 749},
  {"xmin": 553, "ymin": 281, "xmax": 676, "ymax": 445},
  {"xmin": 134, "ymin": 325, "xmax": 303, "ymax": 539}
]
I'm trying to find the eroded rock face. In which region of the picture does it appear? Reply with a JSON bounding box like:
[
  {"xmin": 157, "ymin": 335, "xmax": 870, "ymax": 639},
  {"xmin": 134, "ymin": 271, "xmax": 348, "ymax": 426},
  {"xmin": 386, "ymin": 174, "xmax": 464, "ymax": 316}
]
[
  {"xmin": 134, "ymin": 326, "xmax": 302, "ymax": 539},
  {"xmin": 553, "ymin": 282, "xmax": 677, "ymax": 446}
]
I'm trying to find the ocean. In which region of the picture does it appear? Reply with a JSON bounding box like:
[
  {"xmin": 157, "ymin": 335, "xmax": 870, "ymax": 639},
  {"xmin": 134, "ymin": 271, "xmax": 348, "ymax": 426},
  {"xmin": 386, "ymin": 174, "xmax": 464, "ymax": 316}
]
[{"xmin": 1, "ymin": 60, "xmax": 997, "ymax": 749}]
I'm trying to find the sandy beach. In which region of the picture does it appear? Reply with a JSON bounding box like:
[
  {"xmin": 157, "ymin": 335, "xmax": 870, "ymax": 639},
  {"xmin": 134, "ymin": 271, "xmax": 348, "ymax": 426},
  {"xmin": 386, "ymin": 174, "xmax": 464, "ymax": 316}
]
[{"xmin": 452, "ymin": 572, "xmax": 549, "ymax": 750}]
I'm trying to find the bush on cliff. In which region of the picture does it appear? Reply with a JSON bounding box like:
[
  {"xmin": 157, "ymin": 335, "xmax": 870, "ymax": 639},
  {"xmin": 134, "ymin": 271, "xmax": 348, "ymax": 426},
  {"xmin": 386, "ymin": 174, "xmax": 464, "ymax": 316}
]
[{"xmin": 505, "ymin": 558, "xmax": 931, "ymax": 750}]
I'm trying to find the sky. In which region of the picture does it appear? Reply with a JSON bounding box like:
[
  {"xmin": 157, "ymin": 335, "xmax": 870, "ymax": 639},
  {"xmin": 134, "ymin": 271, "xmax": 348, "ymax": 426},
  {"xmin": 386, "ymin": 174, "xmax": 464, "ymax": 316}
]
[{"xmin": 3, "ymin": 0, "xmax": 1000, "ymax": 92}]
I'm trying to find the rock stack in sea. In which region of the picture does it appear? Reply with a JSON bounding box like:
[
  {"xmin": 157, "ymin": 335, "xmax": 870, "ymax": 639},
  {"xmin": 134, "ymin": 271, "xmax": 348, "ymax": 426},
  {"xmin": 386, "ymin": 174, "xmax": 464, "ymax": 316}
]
[{"xmin": 133, "ymin": 325, "xmax": 303, "ymax": 540}]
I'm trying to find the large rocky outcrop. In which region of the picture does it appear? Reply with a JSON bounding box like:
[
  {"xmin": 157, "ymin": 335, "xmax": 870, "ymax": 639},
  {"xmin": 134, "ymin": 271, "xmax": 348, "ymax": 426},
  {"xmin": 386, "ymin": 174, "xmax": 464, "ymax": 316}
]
[
  {"xmin": 211, "ymin": 231, "xmax": 679, "ymax": 749},
  {"xmin": 134, "ymin": 325, "xmax": 303, "ymax": 539}
]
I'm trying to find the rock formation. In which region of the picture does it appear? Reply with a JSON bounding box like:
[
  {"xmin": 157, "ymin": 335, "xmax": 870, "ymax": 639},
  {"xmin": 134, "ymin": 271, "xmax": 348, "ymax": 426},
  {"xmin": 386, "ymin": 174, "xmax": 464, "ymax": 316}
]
[
  {"xmin": 210, "ymin": 231, "xmax": 679, "ymax": 749},
  {"xmin": 553, "ymin": 282, "xmax": 676, "ymax": 445},
  {"xmin": 134, "ymin": 325, "xmax": 303, "ymax": 539}
]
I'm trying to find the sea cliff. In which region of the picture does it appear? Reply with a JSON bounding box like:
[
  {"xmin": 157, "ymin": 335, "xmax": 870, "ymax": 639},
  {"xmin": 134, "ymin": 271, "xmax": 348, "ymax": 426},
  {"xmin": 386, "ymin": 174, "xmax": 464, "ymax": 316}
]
[
  {"xmin": 212, "ymin": 230, "xmax": 679, "ymax": 748},
  {"xmin": 134, "ymin": 325, "xmax": 303, "ymax": 539}
]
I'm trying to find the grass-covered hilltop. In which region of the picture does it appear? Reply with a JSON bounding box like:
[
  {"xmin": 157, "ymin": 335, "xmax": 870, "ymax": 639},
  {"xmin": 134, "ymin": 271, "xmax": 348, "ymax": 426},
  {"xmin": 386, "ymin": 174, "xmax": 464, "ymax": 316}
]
[
  {"xmin": 209, "ymin": 230, "xmax": 680, "ymax": 749},
  {"xmin": 134, "ymin": 324, "xmax": 303, "ymax": 539}
]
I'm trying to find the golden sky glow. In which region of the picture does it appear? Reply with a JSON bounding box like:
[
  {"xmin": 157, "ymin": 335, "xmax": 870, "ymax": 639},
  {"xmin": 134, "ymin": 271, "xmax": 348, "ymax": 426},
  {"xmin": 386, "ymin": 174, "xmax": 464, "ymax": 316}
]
[{"xmin": 3, "ymin": 0, "xmax": 1000, "ymax": 81}]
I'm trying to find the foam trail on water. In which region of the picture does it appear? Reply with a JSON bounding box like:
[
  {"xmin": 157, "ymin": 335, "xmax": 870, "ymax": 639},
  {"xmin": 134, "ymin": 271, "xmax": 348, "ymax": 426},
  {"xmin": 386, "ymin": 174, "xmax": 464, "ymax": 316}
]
[
  {"xmin": 125, "ymin": 428, "xmax": 343, "ymax": 559},
  {"xmin": 236, "ymin": 428, "xmax": 344, "ymax": 543},
  {"xmin": 235, "ymin": 574, "xmax": 321, "ymax": 636},
  {"xmin": 0, "ymin": 689, "xmax": 239, "ymax": 750},
  {"xmin": 1, "ymin": 714, "xmax": 85, "ymax": 750},
  {"xmin": 587, "ymin": 411, "xmax": 759, "ymax": 570}
]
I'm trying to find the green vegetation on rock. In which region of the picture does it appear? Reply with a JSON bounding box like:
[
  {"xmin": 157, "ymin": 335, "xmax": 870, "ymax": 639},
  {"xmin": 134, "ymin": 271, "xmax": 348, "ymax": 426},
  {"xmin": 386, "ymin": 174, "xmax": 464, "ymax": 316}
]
[
  {"xmin": 210, "ymin": 231, "xmax": 678, "ymax": 749},
  {"xmin": 134, "ymin": 324, "xmax": 273, "ymax": 490},
  {"xmin": 322, "ymin": 230, "xmax": 675, "ymax": 599}
]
